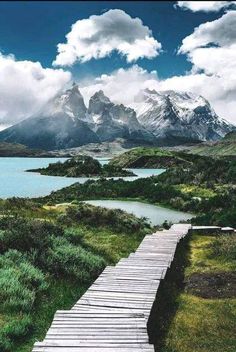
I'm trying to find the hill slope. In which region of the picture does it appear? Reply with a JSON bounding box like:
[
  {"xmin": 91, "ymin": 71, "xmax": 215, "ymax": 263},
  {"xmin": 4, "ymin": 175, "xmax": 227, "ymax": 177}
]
[
  {"xmin": 0, "ymin": 142, "xmax": 45, "ymax": 157},
  {"xmin": 186, "ymin": 131, "xmax": 236, "ymax": 157},
  {"xmin": 109, "ymin": 147, "xmax": 192, "ymax": 168}
]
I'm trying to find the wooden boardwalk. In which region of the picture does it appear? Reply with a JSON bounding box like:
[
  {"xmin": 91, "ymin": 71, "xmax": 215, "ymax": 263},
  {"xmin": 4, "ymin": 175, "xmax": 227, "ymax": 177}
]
[{"xmin": 33, "ymin": 223, "xmax": 191, "ymax": 352}]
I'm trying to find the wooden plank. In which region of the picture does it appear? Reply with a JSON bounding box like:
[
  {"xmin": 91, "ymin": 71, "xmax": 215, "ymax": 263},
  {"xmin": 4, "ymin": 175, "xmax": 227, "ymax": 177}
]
[{"xmin": 32, "ymin": 223, "xmax": 191, "ymax": 352}]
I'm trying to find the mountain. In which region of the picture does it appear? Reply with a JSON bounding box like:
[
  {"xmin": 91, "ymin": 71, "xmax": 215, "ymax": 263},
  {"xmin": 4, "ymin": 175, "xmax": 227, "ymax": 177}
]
[
  {"xmin": 0, "ymin": 85, "xmax": 234, "ymax": 150},
  {"xmin": 0, "ymin": 112, "xmax": 99, "ymax": 150},
  {"xmin": 130, "ymin": 89, "xmax": 234, "ymax": 143},
  {"xmin": 0, "ymin": 85, "xmax": 155, "ymax": 150},
  {"xmin": 87, "ymin": 90, "xmax": 156, "ymax": 143},
  {"xmin": 0, "ymin": 86, "xmax": 99, "ymax": 150},
  {"xmin": 53, "ymin": 83, "xmax": 87, "ymax": 119},
  {"xmin": 183, "ymin": 131, "xmax": 236, "ymax": 157}
]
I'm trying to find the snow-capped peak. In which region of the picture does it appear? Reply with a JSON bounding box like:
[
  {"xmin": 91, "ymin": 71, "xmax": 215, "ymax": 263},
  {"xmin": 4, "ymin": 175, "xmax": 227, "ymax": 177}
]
[
  {"xmin": 40, "ymin": 83, "xmax": 87, "ymax": 122},
  {"xmin": 130, "ymin": 88, "xmax": 233, "ymax": 141}
]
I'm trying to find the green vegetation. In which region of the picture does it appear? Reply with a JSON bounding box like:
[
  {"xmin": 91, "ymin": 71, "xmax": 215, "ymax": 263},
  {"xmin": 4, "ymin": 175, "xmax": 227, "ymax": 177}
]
[
  {"xmin": 0, "ymin": 142, "xmax": 45, "ymax": 157},
  {"xmin": 175, "ymin": 184, "xmax": 216, "ymax": 198},
  {"xmin": 1, "ymin": 142, "xmax": 236, "ymax": 351},
  {"xmin": 186, "ymin": 131, "xmax": 236, "ymax": 157},
  {"xmin": 160, "ymin": 233, "xmax": 236, "ymax": 352},
  {"xmin": 39, "ymin": 150, "xmax": 236, "ymax": 227},
  {"xmin": 110, "ymin": 146, "xmax": 191, "ymax": 168},
  {"xmin": 28, "ymin": 155, "xmax": 135, "ymax": 177},
  {"xmin": 0, "ymin": 200, "xmax": 150, "ymax": 352}
]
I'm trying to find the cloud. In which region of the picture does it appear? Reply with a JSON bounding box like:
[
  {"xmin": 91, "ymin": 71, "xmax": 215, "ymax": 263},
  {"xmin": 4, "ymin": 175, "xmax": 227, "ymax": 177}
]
[
  {"xmin": 0, "ymin": 53, "xmax": 71, "ymax": 125},
  {"xmin": 53, "ymin": 9, "xmax": 161, "ymax": 66},
  {"xmin": 179, "ymin": 10, "xmax": 236, "ymax": 53},
  {"xmin": 56, "ymin": 10, "xmax": 236, "ymax": 125},
  {"xmin": 1, "ymin": 9, "xmax": 236, "ymax": 129},
  {"xmin": 176, "ymin": 1, "xmax": 236, "ymax": 12},
  {"xmin": 78, "ymin": 10, "xmax": 236, "ymax": 125},
  {"xmin": 172, "ymin": 10, "xmax": 236, "ymax": 123},
  {"xmin": 80, "ymin": 60, "xmax": 236, "ymax": 124},
  {"xmin": 80, "ymin": 65, "xmax": 160, "ymax": 106}
]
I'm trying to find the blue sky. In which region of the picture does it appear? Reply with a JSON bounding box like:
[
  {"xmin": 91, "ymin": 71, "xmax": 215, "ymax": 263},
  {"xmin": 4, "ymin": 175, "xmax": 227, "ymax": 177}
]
[
  {"xmin": 0, "ymin": 1, "xmax": 236, "ymax": 125},
  {"xmin": 0, "ymin": 1, "xmax": 224, "ymax": 79}
]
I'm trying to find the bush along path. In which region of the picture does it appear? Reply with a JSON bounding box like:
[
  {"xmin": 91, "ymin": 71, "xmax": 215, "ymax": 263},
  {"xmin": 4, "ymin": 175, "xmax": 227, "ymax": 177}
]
[
  {"xmin": 32, "ymin": 223, "xmax": 192, "ymax": 352},
  {"xmin": 0, "ymin": 202, "xmax": 150, "ymax": 352}
]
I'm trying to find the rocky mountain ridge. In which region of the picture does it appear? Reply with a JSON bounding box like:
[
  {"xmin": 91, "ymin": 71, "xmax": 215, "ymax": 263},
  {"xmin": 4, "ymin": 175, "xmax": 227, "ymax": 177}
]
[
  {"xmin": 130, "ymin": 89, "xmax": 233, "ymax": 142},
  {"xmin": 0, "ymin": 84, "xmax": 234, "ymax": 150}
]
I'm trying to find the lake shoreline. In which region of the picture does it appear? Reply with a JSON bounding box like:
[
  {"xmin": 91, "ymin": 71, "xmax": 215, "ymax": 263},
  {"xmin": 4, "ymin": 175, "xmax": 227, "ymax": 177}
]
[
  {"xmin": 0, "ymin": 157, "xmax": 164, "ymax": 198},
  {"xmin": 83, "ymin": 199, "xmax": 194, "ymax": 226}
]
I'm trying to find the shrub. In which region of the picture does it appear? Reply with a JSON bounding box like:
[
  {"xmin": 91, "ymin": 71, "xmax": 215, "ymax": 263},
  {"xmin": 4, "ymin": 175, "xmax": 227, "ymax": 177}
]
[
  {"xmin": 0, "ymin": 250, "xmax": 47, "ymax": 312},
  {"xmin": 43, "ymin": 236, "xmax": 106, "ymax": 281},
  {"xmin": 63, "ymin": 228, "xmax": 85, "ymax": 245},
  {"xmin": 0, "ymin": 315, "xmax": 32, "ymax": 352},
  {"xmin": 0, "ymin": 217, "xmax": 63, "ymax": 256},
  {"xmin": 59, "ymin": 203, "xmax": 150, "ymax": 234}
]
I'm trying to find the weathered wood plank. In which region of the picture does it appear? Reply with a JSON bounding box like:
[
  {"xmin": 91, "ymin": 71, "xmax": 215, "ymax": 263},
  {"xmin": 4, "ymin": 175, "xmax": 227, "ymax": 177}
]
[{"xmin": 32, "ymin": 223, "xmax": 191, "ymax": 352}]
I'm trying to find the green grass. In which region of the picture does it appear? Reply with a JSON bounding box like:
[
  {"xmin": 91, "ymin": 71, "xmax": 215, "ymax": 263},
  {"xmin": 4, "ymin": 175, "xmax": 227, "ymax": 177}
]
[
  {"xmin": 175, "ymin": 185, "xmax": 216, "ymax": 199},
  {"xmin": 109, "ymin": 146, "xmax": 184, "ymax": 168},
  {"xmin": 77, "ymin": 225, "xmax": 144, "ymax": 262},
  {"xmin": 185, "ymin": 235, "xmax": 236, "ymax": 276},
  {"xmin": 0, "ymin": 201, "xmax": 148, "ymax": 352},
  {"xmin": 14, "ymin": 279, "xmax": 88, "ymax": 352},
  {"xmin": 187, "ymin": 133, "xmax": 236, "ymax": 157},
  {"xmin": 189, "ymin": 142, "xmax": 236, "ymax": 157},
  {"xmin": 162, "ymin": 294, "xmax": 236, "ymax": 352},
  {"xmin": 161, "ymin": 233, "xmax": 236, "ymax": 352}
]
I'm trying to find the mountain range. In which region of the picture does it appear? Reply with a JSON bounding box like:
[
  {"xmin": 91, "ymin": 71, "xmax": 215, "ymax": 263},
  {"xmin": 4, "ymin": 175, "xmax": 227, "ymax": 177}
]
[{"xmin": 0, "ymin": 84, "xmax": 234, "ymax": 150}]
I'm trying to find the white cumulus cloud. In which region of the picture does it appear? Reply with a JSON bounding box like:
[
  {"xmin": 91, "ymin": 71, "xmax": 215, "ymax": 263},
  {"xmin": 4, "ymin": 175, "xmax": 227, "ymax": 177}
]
[
  {"xmin": 173, "ymin": 10, "xmax": 236, "ymax": 123},
  {"xmin": 176, "ymin": 1, "xmax": 236, "ymax": 12},
  {"xmin": 179, "ymin": 10, "xmax": 236, "ymax": 53},
  {"xmin": 80, "ymin": 60, "xmax": 236, "ymax": 124},
  {"xmin": 78, "ymin": 10, "xmax": 236, "ymax": 125},
  {"xmin": 80, "ymin": 65, "xmax": 160, "ymax": 106},
  {"xmin": 53, "ymin": 9, "xmax": 161, "ymax": 66},
  {"xmin": 0, "ymin": 53, "xmax": 71, "ymax": 126}
]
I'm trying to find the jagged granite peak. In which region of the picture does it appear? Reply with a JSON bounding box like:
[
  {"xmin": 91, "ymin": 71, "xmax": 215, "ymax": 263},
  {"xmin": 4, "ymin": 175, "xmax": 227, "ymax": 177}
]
[
  {"xmin": 88, "ymin": 90, "xmax": 112, "ymax": 115},
  {"xmin": 0, "ymin": 84, "xmax": 99, "ymax": 150},
  {"xmin": 53, "ymin": 83, "xmax": 87, "ymax": 120},
  {"xmin": 87, "ymin": 90, "xmax": 156, "ymax": 143},
  {"xmin": 130, "ymin": 89, "xmax": 234, "ymax": 142},
  {"xmin": 0, "ymin": 84, "xmax": 234, "ymax": 150},
  {"xmin": 0, "ymin": 85, "xmax": 155, "ymax": 149}
]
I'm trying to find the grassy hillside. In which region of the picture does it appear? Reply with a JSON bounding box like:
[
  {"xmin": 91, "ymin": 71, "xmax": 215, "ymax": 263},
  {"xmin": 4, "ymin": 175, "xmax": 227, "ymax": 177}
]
[
  {"xmin": 186, "ymin": 131, "xmax": 236, "ymax": 157},
  {"xmin": 0, "ymin": 142, "xmax": 45, "ymax": 157},
  {"xmin": 0, "ymin": 198, "xmax": 150, "ymax": 352},
  {"xmin": 109, "ymin": 147, "xmax": 192, "ymax": 168}
]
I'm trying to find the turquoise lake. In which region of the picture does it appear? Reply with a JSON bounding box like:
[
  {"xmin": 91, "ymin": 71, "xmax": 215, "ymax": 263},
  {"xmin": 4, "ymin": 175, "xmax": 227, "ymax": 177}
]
[{"xmin": 0, "ymin": 157, "xmax": 165, "ymax": 198}]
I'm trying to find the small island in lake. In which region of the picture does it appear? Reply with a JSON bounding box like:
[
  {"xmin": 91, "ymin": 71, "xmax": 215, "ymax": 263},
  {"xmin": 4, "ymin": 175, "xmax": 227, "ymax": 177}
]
[{"xmin": 27, "ymin": 155, "xmax": 136, "ymax": 177}]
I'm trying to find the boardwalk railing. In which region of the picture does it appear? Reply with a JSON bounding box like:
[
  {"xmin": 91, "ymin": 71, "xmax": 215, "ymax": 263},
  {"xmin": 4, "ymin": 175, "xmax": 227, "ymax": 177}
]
[{"xmin": 33, "ymin": 223, "xmax": 192, "ymax": 352}]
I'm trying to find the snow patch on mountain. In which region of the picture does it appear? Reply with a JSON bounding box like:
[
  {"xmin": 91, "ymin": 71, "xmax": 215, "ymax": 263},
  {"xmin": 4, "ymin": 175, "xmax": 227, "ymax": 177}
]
[
  {"xmin": 130, "ymin": 89, "xmax": 233, "ymax": 141},
  {"xmin": 0, "ymin": 84, "xmax": 234, "ymax": 150}
]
